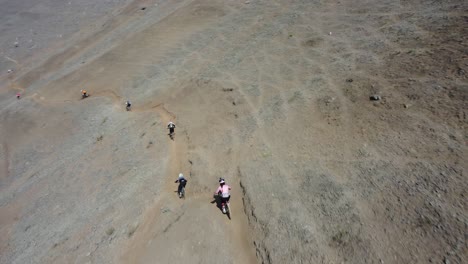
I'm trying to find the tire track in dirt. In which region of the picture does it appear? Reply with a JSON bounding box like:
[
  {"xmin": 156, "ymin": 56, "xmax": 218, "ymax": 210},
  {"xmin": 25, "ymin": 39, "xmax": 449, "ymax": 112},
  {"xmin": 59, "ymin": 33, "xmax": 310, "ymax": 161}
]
[
  {"xmin": 0, "ymin": 142, "xmax": 11, "ymax": 181},
  {"xmin": 119, "ymin": 102, "xmax": 183, "ymax": 263},
  {"xmin": 48, "ymin": 85, "xmax": 182, "ymax": 263}
]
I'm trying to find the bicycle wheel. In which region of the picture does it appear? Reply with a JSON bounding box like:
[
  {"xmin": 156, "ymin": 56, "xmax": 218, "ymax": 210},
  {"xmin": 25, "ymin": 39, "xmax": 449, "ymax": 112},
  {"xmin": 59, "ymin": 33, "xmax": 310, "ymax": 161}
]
[{"xmin": 226, "ymin": 203, "xmax": 231, "ymax": 218}]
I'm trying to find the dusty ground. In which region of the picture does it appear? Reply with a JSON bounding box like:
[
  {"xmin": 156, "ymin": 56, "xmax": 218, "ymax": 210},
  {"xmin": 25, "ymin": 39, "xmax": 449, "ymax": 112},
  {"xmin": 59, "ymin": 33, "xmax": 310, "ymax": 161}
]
[{"xmin": 0, "ymin": 0, "xmax": 467, "ymax": 263}]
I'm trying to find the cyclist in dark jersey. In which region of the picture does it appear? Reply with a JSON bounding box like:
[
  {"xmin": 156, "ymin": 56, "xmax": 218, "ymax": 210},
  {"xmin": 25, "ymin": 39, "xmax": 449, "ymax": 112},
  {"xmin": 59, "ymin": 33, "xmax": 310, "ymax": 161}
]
[
  {"xmin": 175, "ymin": 173, "xmax": 187, "ymax": 198},
  {"xmin": 167, "ymin": 122, "xmax": 175, "ymax": 135}
]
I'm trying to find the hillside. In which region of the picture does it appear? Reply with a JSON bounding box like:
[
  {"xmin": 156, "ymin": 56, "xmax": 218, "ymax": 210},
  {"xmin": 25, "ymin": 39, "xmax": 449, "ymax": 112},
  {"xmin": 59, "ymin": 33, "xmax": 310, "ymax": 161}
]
[{"xmin": 1, "ymin": 0, "xmax": 467, "ymax": 263}]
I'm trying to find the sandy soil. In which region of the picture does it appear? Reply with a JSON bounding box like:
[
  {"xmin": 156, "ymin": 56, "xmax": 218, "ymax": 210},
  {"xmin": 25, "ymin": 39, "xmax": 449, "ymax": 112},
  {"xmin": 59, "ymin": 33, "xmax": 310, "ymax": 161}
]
[{"xmin": 1, "ymin": 0, "xmax": 467, "ymax": 263}]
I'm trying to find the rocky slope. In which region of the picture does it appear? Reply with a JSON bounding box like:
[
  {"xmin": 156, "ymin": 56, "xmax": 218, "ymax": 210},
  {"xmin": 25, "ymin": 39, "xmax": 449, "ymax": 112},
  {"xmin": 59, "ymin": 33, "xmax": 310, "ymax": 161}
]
[{"xmin": 0, "ymin": 0, "xmax": 466, "ymax": 263}]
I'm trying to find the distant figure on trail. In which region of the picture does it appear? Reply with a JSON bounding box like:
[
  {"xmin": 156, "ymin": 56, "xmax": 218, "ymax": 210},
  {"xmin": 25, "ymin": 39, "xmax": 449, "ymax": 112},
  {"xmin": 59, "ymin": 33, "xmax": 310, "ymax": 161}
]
[
  {"xmin": 125, "ymin": 100, "xmax": 131, "ymax": 111},
  {"xmin": 16, "ymin": 93, "xmax": 21, "ymax": 99},
  {"xmin": 167, "ymin": 121, "xmax": 175, "ymax": 139},
  {"xmin": 175, "ymin": 173, "xmax": 187, "ymax": 198},
  {"xmin": 81, "ymin": 90, "xmax": 89, "ymax": 98}
]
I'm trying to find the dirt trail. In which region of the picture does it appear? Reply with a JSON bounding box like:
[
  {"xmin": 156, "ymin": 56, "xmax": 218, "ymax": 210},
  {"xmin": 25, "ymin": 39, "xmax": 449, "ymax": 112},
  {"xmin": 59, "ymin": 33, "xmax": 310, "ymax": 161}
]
[{"xmin": 121, "ymin": 101, "xmax": 257, "ymax": 263}]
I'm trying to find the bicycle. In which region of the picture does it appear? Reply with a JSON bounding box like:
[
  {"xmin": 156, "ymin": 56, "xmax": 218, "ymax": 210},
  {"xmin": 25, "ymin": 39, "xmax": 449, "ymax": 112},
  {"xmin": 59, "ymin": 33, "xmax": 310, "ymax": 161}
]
[
  {"xmin": 224, "ymin": 200, "xmax": 231, "ymax": 218},
  {"xmin": 218, "ymin": 193, "xmax": 231, "ymax": 219},
  {"xmin": 179, "ymin": 186, "xmax": 185, "ymax": 199}
]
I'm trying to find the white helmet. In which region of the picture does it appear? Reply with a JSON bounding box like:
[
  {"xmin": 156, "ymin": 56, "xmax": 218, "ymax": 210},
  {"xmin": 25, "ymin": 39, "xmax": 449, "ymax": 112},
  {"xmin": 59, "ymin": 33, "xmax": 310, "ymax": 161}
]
[
  {"xmin": 219, "ymin": 179, "xmax": 225, "ymax": 184},
  {"xmin": 179, "ymin": 173, "xmax": 184, "ymax": 179}
]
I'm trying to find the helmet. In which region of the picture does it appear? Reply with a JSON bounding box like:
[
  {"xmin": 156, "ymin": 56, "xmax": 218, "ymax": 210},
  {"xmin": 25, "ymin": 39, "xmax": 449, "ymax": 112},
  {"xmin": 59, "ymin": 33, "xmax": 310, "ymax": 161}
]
[
  {"xmin": 219, "ymin": 178, "xmax": 225, "ymax": 184},
  {"xmin": 179, "ymin": 173, "xmax": 184, "ymax": 179}
]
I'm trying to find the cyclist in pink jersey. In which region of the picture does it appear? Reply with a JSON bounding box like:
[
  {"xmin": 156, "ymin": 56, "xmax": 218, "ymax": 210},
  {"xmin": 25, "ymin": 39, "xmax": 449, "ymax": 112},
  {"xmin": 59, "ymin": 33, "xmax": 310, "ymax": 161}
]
[{"xmin": 215, "ymin": 178, "xmax": 231, "ymax": 206}]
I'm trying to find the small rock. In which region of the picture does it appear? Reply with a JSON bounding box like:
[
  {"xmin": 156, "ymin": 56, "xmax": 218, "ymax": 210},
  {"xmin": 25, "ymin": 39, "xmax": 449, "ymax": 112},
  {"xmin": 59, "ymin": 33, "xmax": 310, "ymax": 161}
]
[
  {"xmin": 325, "ymin": 97, "xmax": 335, "ymax": 105},
  {"xmin": 329, "ymin": 32, "xmax": 332, "ymax": 35},
  {"xmin": 14, "ymin": 42, "xmax": 19, "ymax": 47},
  {"xmin": 370, "ymin": 95, "xmax": 381, "ymax": 101},
  {"xmin": 443, "ymin": 256, "xmax": 450, "ymax": 264},
  {"xmin": 7, "ymin": 69, "xmax": 12, "ymax": 73},
  {"xmin": 404, "ymin": 104, "xmax": 410, "ymax": 108},
  {"xmin": 346, "ymin": 78, "xmax": 353, "ymax": 82},
  {"xmin": 245, "ymin": 1, "xmax": 250, "ymax": 4}
]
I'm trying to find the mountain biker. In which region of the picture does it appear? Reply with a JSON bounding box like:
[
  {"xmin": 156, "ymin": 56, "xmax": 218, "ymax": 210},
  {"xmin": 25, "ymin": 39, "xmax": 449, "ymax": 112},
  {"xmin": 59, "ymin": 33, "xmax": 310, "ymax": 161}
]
[
  {"xmin": 125, "ymin": 100, "xmax": 131, "ymax": 110},
  {"xmin": 81, "ymin": 90, "xmax": 88, "ymax": 98},
  {"xmin": 214, "ymin": 178, "xmax": 231, "ymax": 207},
  {"xmin": 167, "ymin": 122, "xmax": 175, "ymax": 135},
  {"xmin": 175, "ymin": 173, "xmax": 187, "ymax": 197}
]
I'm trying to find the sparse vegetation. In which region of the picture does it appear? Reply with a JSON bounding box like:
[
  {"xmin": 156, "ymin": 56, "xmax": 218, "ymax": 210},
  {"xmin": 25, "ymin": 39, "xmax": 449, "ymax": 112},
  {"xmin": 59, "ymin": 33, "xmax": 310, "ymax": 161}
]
[
  {"xmin": 147, "ymin": 141, "xmax": 153, "ymax": 148},
  {"xmin": 331, "ymin": 230, "xmax": 349, "ymax": 246},
  {"xmin": 288, "ymin": 91, "xmax": 302, "ymax": 104},
  {"xmin": 106, "ymin": 227, "xmax": 115, "ymax": 236},
  {"xmin": 127, "ymin": 224, "xmax": 139, "ymax": 237}
]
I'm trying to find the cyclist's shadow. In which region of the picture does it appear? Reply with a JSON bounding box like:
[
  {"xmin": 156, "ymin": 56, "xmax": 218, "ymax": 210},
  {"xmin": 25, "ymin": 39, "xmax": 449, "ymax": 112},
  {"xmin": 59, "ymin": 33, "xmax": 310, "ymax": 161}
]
[{"xmin": 210, "ymin": 195, "xmax": 223, "ymax": 212}]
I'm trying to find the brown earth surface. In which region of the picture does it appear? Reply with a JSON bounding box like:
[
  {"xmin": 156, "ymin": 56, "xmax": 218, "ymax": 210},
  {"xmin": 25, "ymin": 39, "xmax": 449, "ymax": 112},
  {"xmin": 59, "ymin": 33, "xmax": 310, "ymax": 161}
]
[{"xmin": 0, "ymin": 0, "xmax": 467, "ymax": 263}]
